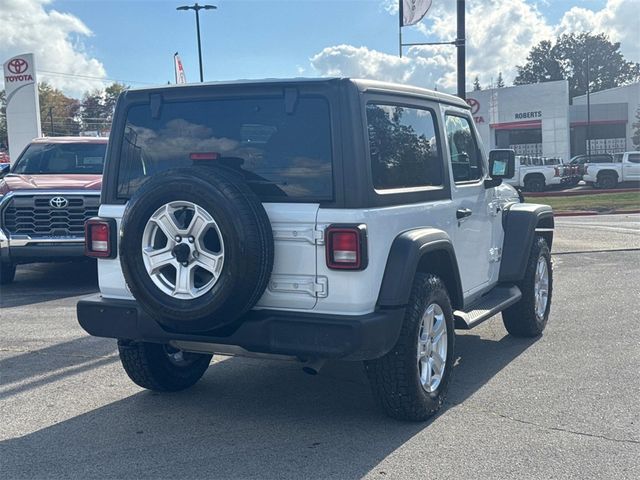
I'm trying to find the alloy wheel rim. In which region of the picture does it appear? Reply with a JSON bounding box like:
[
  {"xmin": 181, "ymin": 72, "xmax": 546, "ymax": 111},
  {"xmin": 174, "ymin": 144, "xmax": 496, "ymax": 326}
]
[
  {"xmin": 141, "ymin": 200, "xmax": 224, "ymax": 299},
  {"xmin": 534, "ymin": 256, "xmax": 549, "ymax": 320},
  {"xmin": 417, "ymin": 303, "xmax": 447, "ymax": 393}
]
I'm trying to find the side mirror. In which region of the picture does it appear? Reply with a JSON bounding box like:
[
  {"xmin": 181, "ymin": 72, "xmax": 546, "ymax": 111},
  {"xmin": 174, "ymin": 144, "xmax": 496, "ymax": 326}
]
[{"xmin": 488, "ymin": 149, "xmax": 515, "ymax": 179}]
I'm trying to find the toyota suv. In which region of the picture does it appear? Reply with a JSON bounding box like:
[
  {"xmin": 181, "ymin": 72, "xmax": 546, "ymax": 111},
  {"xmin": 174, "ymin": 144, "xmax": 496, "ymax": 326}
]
[
  {"xmin": 0, "ymin": 136, "xmax": 108, "ymax": 283},
  {"xmin": 77, "ymin": 79, "xmax": 554, "ymax": 421}
]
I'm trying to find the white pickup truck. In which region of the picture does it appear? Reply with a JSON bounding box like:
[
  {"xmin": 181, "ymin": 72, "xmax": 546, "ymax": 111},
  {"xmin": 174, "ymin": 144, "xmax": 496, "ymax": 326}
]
[
  {"xmin": 583, "ymin": 151, "xmax": 640, "ymax": 189},
  {"xmin": 504, "ymin": 155, "xmax": 572, "ymax": 192}
]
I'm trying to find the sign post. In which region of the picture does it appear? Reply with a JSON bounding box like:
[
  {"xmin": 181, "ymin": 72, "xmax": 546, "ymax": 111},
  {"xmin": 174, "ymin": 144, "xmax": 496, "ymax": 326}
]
[
  {"xmin": 3, "ymin": 53, "xmax": 42, "ymax": 163},
  {"xmin": 398, "ymin": 0, "xmax": 466, "ymax": 100}
]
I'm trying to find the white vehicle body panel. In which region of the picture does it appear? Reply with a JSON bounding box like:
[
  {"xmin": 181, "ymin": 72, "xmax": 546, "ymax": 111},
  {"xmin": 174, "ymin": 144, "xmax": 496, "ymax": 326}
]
[
  {"xmin": 504, "ymin": 157, "xmax": 563, "ymax": 189},
  {"xmin": 583, "ymin": 152, "xmax": 640, "ymax": 183},
  {"xmin": 98, "ymin": 202, "xmax": 320, "ymax": 310}
]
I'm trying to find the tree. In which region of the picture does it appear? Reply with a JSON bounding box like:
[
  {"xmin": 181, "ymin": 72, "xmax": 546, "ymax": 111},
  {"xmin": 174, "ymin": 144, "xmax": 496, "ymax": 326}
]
[
  {"xmin": 514, "ymin": 33, "xmax": 640, "ymax": 100},
  {"xmin": 81, "ymin": 82, "xmax": 127, "ymax": 133},
  {"xmin": 496, "ymin": 72, "xmax": 505, "ymax": 88},
  {"xmin": 632, "ymin": 106, "xmax": 640, "ymax": 149},
  {"xmin": 38, "ymin": 83, "xmax": 81, "ymax": 136},
  {"xmin": 473, "ymin": 76, "xmax": 482, "ymax": 91}
]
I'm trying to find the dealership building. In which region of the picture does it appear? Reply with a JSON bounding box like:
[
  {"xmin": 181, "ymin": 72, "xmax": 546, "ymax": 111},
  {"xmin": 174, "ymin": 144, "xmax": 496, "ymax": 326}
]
[{"xmin": 466, "ymin": 80, "xmax": 639, "ymax": 161}]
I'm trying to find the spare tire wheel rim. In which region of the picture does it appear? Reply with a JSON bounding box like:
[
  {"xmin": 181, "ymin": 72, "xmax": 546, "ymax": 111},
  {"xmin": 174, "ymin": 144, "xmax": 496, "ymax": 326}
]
[{"xmin": 141, "ymin": 200, "xmax": 225, "ymax": 299}]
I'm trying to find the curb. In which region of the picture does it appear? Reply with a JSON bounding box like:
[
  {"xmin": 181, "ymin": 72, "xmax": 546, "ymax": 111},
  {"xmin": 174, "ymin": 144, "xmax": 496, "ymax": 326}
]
[
  {"xmin": 525, "ymin": 187, "xmax": 640, "ymax": 198},
  {"xmin": 554, "ymin": 209, "xmax": 640, "ymax": 217}
]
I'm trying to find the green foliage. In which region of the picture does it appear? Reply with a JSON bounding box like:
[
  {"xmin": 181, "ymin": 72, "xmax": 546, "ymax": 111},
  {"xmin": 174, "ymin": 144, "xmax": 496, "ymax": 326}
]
[
  {"xmin": 473, "ymin": 76, "xmax": 482, "ymax": 91},
  {"xmin": 496, "ymin": 72, "xmax": 505, "ymax": 88},
  {"xmin": 514, "ymin": 32, "xmax": 640, "ymax": 99},
  {"xmin": 81, "ymin": 83, "xmax": 126, "ymax": 133},
  {"xmin": 39, "ymin": 82, "xmax": 82, "ymax": 136}
]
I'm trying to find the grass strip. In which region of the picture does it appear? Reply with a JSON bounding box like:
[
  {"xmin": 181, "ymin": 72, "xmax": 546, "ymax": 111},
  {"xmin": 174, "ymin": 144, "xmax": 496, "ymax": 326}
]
[{"xmin": 526, "ymin": 191, "xmax": 640, "ymax": 212}]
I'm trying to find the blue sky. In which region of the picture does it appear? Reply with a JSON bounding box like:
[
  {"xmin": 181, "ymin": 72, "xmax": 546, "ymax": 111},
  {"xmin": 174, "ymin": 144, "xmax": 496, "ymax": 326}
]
[{"xmin": 2, "ymin": 0, "xmax": 636, "ymax": 97}]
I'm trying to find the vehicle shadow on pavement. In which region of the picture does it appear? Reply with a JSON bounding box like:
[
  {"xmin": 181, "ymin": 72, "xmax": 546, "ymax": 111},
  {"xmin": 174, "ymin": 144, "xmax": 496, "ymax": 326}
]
[
  {"xmin": 0, "ymin": 327, "xmax": 538, "ymax": 479},
  {"xmin": 0, "ymin": 261, "xmax": 98, "ymax": 309},
  {"xmin": 0, "ymin": 337, "xmax": 118, "ymax": 400}
]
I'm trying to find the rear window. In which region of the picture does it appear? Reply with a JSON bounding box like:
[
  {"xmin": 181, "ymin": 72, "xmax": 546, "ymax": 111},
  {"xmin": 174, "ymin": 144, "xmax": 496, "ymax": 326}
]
[
  {"xmin": 12, "ymin": 142, "xmax": 106, "ymax": 175},
  {"xmin": 117, "ymin": 97, "xmax": 333, "ymax": 201}
]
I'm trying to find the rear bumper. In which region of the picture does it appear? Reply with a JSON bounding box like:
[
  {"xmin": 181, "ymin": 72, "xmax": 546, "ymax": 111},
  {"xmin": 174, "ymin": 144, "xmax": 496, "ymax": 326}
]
[{"xmin": 77, "ymin": 295, "xmax": 405, "ymax": 361}]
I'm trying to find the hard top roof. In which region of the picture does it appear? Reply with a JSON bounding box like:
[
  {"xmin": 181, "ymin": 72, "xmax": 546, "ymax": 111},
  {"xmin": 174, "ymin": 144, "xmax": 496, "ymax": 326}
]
[{"xmin": 126, "ymin": 77, "xmax": 469, "ymax": 109}]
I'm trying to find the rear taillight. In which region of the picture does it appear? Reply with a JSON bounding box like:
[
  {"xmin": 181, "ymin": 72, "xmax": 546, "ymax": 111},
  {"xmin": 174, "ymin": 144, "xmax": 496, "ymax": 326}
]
[
  {"xmin": 554, "ymin": 167, "xmax": 560, "ymax": 177},
  {"xmin": 85, "ymin": 218, "xmax": 115, "ymax": 258},
  {"xmin": 325, "ymin": 225, "xmax": 367, "ymax": 270}
]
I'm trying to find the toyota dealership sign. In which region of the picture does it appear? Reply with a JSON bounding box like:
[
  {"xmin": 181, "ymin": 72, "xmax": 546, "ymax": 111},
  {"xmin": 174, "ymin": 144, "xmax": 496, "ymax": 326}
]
[{"xmin": 2, "ymin": 53, "xmax": 41, "ymax": 161}]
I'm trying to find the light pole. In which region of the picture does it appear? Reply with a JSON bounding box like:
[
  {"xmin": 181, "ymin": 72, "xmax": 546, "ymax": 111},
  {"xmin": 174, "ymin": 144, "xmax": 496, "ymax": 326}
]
[{"xmin": 176, "ymin": 3, "xmax": 217, "ymax": 82}]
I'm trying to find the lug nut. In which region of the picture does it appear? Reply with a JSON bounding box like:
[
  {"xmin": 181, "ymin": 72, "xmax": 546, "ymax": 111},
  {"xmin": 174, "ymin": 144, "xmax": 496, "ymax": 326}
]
[
  {"xmin": 188, "ymin": 236, "xmax": 195, "ymax": 243},
  {"xmin": 182, "ymin": 262, "xmax": 188, "ymax": 267},
  {"xmin": 175, "ymin": 235, "xmax": 182, "ymax": 242}
]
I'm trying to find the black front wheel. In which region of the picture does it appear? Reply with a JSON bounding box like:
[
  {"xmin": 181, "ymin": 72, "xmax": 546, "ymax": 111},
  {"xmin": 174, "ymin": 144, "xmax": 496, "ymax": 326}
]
[
  {"xmin": 597, "ymin": 174, "xmax": 617, "ymax": 190},
  {"xmin": 502, "ymin": 236, "xmax": 552, "ymax": 337},
  {"xmin": 118, "ymin": 340, "xmax": 212, "ymax": 392},
  {"xmin": 524, "ymin": 176, "xmax": 545, "ymax": 192},
  {"xmin": 365, "ymin": 273, "xmax": 455, "ymax": 421}
]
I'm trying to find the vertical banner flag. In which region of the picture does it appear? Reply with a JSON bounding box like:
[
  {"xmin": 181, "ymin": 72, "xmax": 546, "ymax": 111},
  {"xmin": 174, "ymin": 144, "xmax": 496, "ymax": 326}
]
[
  {"xmin": 174, "ymin": 52, "xmax": 187, "ymax": 84},
  {"xmin": 3, "ymin": 53, "xmax": 42, "ymax": 162},
  {"xmin": 401, "ymin": 0, "xmax": 433, "ymax": 26}
]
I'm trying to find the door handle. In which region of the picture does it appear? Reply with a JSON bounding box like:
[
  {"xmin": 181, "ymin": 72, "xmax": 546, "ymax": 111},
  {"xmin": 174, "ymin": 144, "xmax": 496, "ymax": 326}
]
[{"xmin": 456, "ymin": 208, "xmax": 472, "ymax": 220}]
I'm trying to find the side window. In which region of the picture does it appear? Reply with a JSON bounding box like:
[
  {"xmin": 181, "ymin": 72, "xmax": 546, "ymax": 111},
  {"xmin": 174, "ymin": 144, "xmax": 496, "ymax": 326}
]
[
  {"xmin": 444, "ymin": 114, "xmax": 483, "ymax": 183},
  {"xmin": 366, "ymin": 103, "xmax": 442, "ymax": 190},
  {"xmin": 628, "ymin": 154, "xmax": 640, "ymax": 163}
]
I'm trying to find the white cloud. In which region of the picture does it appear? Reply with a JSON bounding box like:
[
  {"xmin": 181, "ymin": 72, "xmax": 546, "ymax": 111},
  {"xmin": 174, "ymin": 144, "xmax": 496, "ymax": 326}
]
[
  {"xmin": 556, "ymin": 0, "xmax": 640, "ymax": 61},
  {"xmin": 0, "ymin": 0, "xmax": 107, "ymax": 97},
  {"xmin": 310, "ymin": 44, "xmax": 450, "ymax": 90},
  {"xmin": 313, "ymin": 0, "xmax": 638, "ymax": 93}
]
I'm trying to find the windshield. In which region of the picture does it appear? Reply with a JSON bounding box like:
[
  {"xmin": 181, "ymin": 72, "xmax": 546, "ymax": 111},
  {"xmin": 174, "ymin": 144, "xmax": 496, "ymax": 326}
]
[
  {"xmin": 116, "ymin": 96, "xmax": 334, "ymax": 201},
  {"xmin": 12, "ymin": 143, "xmax": 107, "ymax": 175}
]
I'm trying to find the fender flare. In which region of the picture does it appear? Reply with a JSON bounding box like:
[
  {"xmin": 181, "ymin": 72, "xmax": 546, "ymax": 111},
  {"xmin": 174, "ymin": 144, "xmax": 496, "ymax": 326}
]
[
  {"xmin": 377, "ymin": 228, "xmax": 464, "ymax": 309},
  {"xmin": 499, "ymin": 203, "xmax": 554, "ymax": 282}
]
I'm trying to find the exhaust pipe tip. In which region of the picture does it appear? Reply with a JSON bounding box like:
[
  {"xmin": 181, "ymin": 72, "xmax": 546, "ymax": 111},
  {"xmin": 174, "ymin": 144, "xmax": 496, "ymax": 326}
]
[{"xmin": 301, "ymin": 358, "xmax": 325, "ymax": 376}]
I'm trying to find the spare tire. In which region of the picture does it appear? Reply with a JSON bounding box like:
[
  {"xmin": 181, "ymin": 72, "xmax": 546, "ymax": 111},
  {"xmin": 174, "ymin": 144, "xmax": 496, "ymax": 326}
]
[{"xmin": 119, "ymin": 166, "xmax": 274, "ymax": 333}]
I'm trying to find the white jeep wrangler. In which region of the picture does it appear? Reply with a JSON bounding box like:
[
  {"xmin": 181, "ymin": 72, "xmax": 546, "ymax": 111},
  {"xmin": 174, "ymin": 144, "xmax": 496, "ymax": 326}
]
[{"xmin": 78, "ymin": 79, "xmax": 554, "ymax": 421}]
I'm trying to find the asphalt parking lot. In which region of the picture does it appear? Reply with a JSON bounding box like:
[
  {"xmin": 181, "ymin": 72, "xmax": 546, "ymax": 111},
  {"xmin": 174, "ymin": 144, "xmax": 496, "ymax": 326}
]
[{"xmin": 1, "ymin": 214, "xmax": 639, "ymax": 479}]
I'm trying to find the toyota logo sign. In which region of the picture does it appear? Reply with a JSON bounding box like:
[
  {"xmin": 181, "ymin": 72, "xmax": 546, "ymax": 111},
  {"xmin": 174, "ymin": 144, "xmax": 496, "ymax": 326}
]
[
  {"xmin": 50, "ymin": 197, "xmax": 69, "ymax": 209},
  {"xmin": 466, "ymin": 98, "xmax": 480, "ymax": 115},
  {"xmin": 7, "ymin": 58, "xmax": 28, "ymax": 75}
]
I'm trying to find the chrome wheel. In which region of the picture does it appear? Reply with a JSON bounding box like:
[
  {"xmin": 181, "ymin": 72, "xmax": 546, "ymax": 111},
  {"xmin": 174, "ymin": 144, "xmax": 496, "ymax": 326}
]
[
  {"xmin": 534, "ymin": 256, "xmax": 549, "ymax": 320},
  {"xmin": 141, "ymin": 201, "xmax": 224, "ymax": 299},
  {"xmin": 417, "ymin": 303, "xmax": 448, "ymax": 393}
]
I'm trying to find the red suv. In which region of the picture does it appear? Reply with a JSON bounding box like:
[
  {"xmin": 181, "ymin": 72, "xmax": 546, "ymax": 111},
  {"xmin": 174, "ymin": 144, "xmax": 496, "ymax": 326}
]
[{"xmin": 0, "ymin": 137, "xmax": 107, "ymax": 284}]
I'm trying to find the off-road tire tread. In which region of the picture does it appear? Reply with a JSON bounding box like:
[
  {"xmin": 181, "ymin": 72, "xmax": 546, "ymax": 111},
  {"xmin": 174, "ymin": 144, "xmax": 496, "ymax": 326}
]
[
  {"xmin": 117, "ymin": 340, "xmax": 212, "ymax": 392},
  {"xmin": 365, "ymin": 274, "xmax": 455, "ymax": 421},
  {"xmin": 502, "ymin": 236, "xmax": 552, "ymax": 337}
]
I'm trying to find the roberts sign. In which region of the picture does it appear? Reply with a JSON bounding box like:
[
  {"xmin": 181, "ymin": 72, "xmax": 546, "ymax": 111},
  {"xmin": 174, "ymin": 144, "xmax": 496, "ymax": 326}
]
[{"xmin": 3, "ymin": 53, "xmax": 42, "ymax": 162}]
